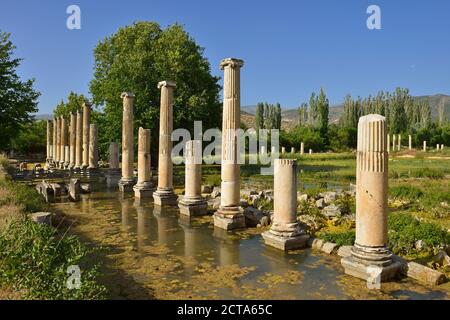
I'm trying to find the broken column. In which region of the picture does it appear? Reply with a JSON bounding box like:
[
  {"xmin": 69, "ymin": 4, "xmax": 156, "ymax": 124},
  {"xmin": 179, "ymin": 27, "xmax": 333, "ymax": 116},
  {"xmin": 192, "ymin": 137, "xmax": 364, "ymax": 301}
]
[
  {"xmin": 291, "ymin": 147, "xmax": 295, "ymax": 154},
  {"xmin": 81, "ymin": 101, "xmax": 91, "ymax": 170},
  {"xmin": 106, "ymin": 142, "xmax": 121, "ymax": 187},
  {"xmin": 214, "ymin": 58, "xmax": 245, "ymax": 230},
  {"xmin": 300, "ymin": 142, "xmax": 304, "ymax": 155},
  {"xmin": 262, "ymin": 159, "xmax": 308, "ymax": 250},
  {"xmin": 423, "ymin": 141, "xmax": 427, "ymax": 152},
  {"xmin": 179, "ymin": 140, "xmax": 207, "ymax": 216},
  {"xmin": 69, "ymin": 113, "xmax": 76, "ymax": 169},
  {"xmin": 75, "ymin": 110, "xmax": 83, "ymax": 170},
  {"xmin": 281, "ymin": 147, "xmax": 286, "ymax": 154},
  {"xmin": 437, "ymin": 144, "xmax": 440, "ymax": 151},
  {"xmin": 441, "ymin": 144, "xmax": 445, "ymax": 150},
  {"xmin": 408, "ymin": 135, "xmax": 412, "ymax": 151},
  {"xmin": 153, "ymin": 82, "xmax": 177, "ymax": 205},
  {"xmin": 88, "ymin": 124, "xmax": 99, "ymax": 174},
  {"xmin": 133, "ymin": 127, "xmax": 154, "ymax": 198},
  {"xmin": 118, "ymin": 92, "xmax": 136, "ymax": 192},
  {"xmin": 392, "ymin": 134, "xmax": 396, "ymax": 152},
  {"xmin": 341, "ymin": 114, "xmax": 401, "ymax": 282},
  {"xmin": 309, "ymin": 149, "xmax": 312, "ymax": 155}
]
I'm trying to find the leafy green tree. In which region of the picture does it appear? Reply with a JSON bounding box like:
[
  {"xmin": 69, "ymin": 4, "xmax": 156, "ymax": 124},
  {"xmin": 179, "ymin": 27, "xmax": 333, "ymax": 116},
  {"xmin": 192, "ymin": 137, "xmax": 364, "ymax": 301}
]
[
  {"xmin": 0, "ymin": 31, "xmax": 40, "ymax": 151},
  {"xmin": 298, "ymin": 103, "xmax": 308, "ymax": 126},
  {"xmin": 255, "ymin": 102, "xmax": 264, "ymax": 131},
  {"xmin": 53, "ymin": 92, "xmax": 88, "ymax": 118},
  {"xmin": 89, "ymin": 22, "xmax": 221, "ymax": 159},
  {"xmin": 10, "ymin": 120, "xmax": 46, "ymax": 154}
]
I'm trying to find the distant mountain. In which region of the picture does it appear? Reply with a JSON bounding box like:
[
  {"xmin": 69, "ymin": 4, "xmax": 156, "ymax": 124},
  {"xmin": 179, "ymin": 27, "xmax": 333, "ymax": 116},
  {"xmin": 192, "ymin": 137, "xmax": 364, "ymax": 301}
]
[
  {"xmin": 241, "ymin": 94, "xmax": 450, "ymax": 130},
  {"xmin": 33, "ymin": 114, "xmax": 53, "ymax": 121}
]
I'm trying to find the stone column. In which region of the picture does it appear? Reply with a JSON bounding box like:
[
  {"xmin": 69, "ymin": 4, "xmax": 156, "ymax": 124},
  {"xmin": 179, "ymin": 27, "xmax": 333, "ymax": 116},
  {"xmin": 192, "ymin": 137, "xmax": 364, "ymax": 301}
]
[
  {"xmin": 118, "ymin": 92, "xmax": 136, "ymax": 192},
  {"xmin": 106, "ymin": 142, "xmax": 121, "ymax": 187},
  {"xmin": 387, "ymin": 134, "xmax": 390, "ymax": 153},
  {"xmin": 46, "ymin": 120, "xmax": 52, "ymax": 162},
  {"xmin": 291, "ymin": 147, "xmax": 295, "ymax": 154},
  {"xmin": 153, "ymin": 82, "xmax": 178, "ymax": 205},
  {"xmin": 300, "ymin": 142, "xmax": 304, "ymax": 155},
  {"xmin": 437, "ymin": 144, "xmax": 440, "ymax": 151},
  {"xmin": 60, "ymin": 117, "xmax": 68, "ymax": 168},
  {"xmin": 214, "ymin": 58, "xmax": 245, "ymax": 230},
  {"xmin": 179, "ymin": 140, "xmax": 207, "ymax": 216},
  {"xmin": 309, "ymin": 149, "xmax": 313, "ymax": 155},
  {"xmin": 69, "ymin": 113, "xmax": 76, "ymax": 168},
  {"xmin": 408, "ymin": 135, "xmax": 412, "ymax": 151},
  {"xmin": 423, "ymin": 141, "xmax": 427, "ymax": 152},
  {"xmin": 260, "ymin": 146, "xmax": 266, "ymax": 154},
  {"xmin": 133, "ymin": 127, "xmax": 154, "ymax": 198},
  {"xmin": 75, "ymin": 110, "xmax": 83, "ymax": 170},
  {"xmin": 262, "ymin": 159, "xmax": 308, "ymax": 250},
  {"xmin": 397, "ymin": 134, "xmax": 401, "ymax": 151},
  {"xmin": 52, "ymin": 118, "xmax": 57, "ymax": 163},
  {"xmin": 341, "ymin": 114, "xmax": 401, "ymax": 282},
  {"xmin": 281, "ymin": 147, "xmax": 286, "ymax": 154},
  {"xmin": 88, "ymin": 124, "xmax": 99, "ymax": 171},
  {"xmin": 392, "ymin": 134, "xmax": 396, "ymax": 152},
  {"xmin": 55, "ymin": 117, "xmax": 61, "ymax": 165},
  {"xmin": 441, "ymin": 144, "xmax": 445, "ymax": 150},
  {"xmin": 81, "ymin": 102, "xmax": 91, "ymax": 169}
]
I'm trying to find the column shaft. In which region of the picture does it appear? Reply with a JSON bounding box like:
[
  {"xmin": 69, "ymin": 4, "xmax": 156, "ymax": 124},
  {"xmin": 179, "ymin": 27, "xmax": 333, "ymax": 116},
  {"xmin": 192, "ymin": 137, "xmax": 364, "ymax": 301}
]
[{"xmin": 82, "ymin": 102, "xmax": 91, "ymax": 169}]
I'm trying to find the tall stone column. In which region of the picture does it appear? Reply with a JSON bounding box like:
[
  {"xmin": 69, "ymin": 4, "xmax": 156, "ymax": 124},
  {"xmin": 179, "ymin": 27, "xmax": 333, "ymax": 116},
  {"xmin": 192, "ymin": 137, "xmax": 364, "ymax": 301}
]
[
  {"xmin": 436, "ymin": 144, "xmax": 440, "ymax": 151},
  {"xmin": 52, "ymin": 118, "xmax": 57, "ymax": 163},
  {"xmin": 397, "ymin": 134, "xmax": 401, "ymax": 151},
  {"xmin": 387, "ymin": 134, "xmax": 390, "ymax": 153},
  {"xmin": 55, "ymin": 117, "xmax": 61, "ymax": 165},
  {"xmin": 134, "ymin": 127, "xmax": 154, "ymax": 198},
  {"xmin": 60, "ymin": 117, "xmax": 68, "ymax": 168},
  {"xmin": 309, "ymin": 149, "xmax": 313, "ymax": 155},
  {"xmin": 408, "ymin": 135, "xmax": 412, "ymax": 150},
  {"xmin": 88, "ymin": 124, "xmax": 99, "ymax": 171},
  {"xmin": 179, "ymin": 140, "xmax": 207, "ymax": 216},
  {"xmin": 291, "ymin": 147, "xmax": 295, "ymax": 154},
  {"xmin": 341, "ymin": 114, "xmax": 401, "ymax": 282},
  {"xmin": 423, "ymin": 141, "xmax": 427, "ymax": 152},
  {"xmin": 69, "ymin": 113, "xmax": 76, "ymax": 169},
  {"xmin": 441, "ymin": 144, "xmax": 445, "ymax": 150},
  {"xmin": 46, "ymin": 120, "xmax": 52, "ymax": 162},
  {"xmin": 392, "ymin": 134, "xmax": 396, "ymax": 152},
  {"xmin": 118, "ymin": 92, "xmax": 136, "ymax": 192},
  {"xmin": 106, "ymin": 142, "xmax": 121, "ymax": 187},
  {"xmin": 281, "ymin": 147, "xmax": 286, "ymax": 154},
  {"xmin": 262, "ymin": 159, "xmax": 308, "ymax": 250},
  {"xmin": 81, "ymin": 102, "xmax": 91, "ymax": 169},
  {"xmin": 75, "ymin": 110, "xmax": 83, "ymax": 170},
  {"xmin": 214, "ymin": 58, "xmax": 245, "ymax": 230},
  {"xmin": 153, "ymin": 81, "xmax": 178, "ymax": 205},
  {"xmin": 300, "ymin": 142, "xmax": 304, "ymax": 155}
]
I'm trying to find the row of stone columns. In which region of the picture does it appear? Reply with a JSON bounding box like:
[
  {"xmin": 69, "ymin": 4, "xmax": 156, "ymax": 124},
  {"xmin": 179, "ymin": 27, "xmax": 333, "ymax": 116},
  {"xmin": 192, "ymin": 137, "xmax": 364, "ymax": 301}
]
[{"xmin": 46, "ymin": 101, "xmax": 97, "ymax": 171}]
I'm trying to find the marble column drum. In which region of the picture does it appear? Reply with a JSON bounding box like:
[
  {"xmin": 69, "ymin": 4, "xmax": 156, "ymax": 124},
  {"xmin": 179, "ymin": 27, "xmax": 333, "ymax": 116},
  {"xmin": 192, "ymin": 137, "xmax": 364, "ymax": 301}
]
[
  {"xmin": 81, "ymin": 102, "xmax": 91, "ymax": 170},
  {"xmin": 133, "ymin": 127, "xmax": 154, "ymax": 198},
  {"xmin": 262, "ymin": 159, "xmax": 308, "ymax": 250},
  {"xmin": 74, "ymin": 110, "xmax": 83, "ymax": 170},
  {"xmin": 153, "ymin": 81, "xmax": 178, "ymax": 205},
  {"xmin": 69, "ymin": 113, "xmax": 76, "ymax": 169},
  {"xmin": 213, "ymin": 58, "xmax": 246, "ymax": 230},
  {"xmin": 118, "ymin": 92, "xmax": 136, "ymax": 192},
  {"xmin": 179, "ymin": 140, "xmax": 207, "ymax": 216},
  {"xmin": 341, "ymin": 114, "xmax": 401, "ymax": 282}
]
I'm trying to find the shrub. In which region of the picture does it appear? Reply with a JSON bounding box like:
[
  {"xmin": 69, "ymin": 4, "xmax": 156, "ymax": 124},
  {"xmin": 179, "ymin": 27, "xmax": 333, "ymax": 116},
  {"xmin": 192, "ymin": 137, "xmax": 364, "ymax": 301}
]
[
  {"xmin": 319, "ymin": 230, "xmax": 355, "ymax": 246},
  {"xmin": 0, "ymin": 217, "xmax": 107, "ymax": 299},
  {"xmin": 0, "ymin": 179, "xmax": 47, "ymax": 213},
  {"xmin": 335, "ymin": 194, "xmax": 355, "ymax": 215},
  {"xmin": 390, "ymin": 185, "xmax": 423, "ymax": 200}
]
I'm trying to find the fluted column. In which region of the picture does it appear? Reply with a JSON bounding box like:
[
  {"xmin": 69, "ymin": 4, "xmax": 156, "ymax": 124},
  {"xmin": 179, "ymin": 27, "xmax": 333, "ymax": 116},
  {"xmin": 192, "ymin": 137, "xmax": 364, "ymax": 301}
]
[
  {"xmin": 46, "ymin": 120, "xmax": 52, "ymax": 162},
  {"xmin": 397, "ymin": 134, "xmax": 401, "ymax": 151},
  {"xmin": 133, "ymin": 127, "xmax": 154, "ymax": 198},
  {"xmin": 341, "ymin": 114, "xmax": 401, "ymax": 282},
  {"xmin": 52, "ymin": 118, "xmax": 57, "ymax": 163},
  {"xmin": 300, "ymin": 142, "xmax": 304, "ymax": 155},
  {"xmin": 60, "ymin": 117, "xmax": 68, "ymax": 168},
  {"xmin": 88, "ymin": 124, "xmax": 98, "ymax": 171},
  {"xmin": 118, "ymin": 92, "xmax": 136, "ymax": 192},
  {"xmin": 75, "ymin": 110, "xmax": 83, "ymax": 170},
  {"xmin": 179, "ymin": 140, "xmax": 207, "ymax": 216},
  {"xmin": 55, "ymin": 117, "xmax": 61, "ymax": 165},
  {"xmin": 408, "ymin": 135, "xmax": 412, "ymax": 151},
  {"xmin": 153, "ymin": 81, "xmax": 178, "ymax": 205},
  {"xmin": 81, "ymin": 102, "xmax": 91, "ymax": 169},
  {"xmin": 214, "ymin": 58, "xmax": 245, "ymax": 230},
  {"xmin": 69, "ymin": 113, "xmax": 76, "ymax": 168},
  {"xmin": 262, "ymin": 159, "xmax": 308, "ymax": 250}
]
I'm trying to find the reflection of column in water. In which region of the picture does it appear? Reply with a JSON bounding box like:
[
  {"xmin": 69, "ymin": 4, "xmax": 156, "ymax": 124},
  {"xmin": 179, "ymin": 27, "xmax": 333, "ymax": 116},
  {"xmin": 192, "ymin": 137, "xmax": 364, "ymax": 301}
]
[
  {"xmin": 213, "ymin": 228, "xmax": 240, "ymax": 266},
  {"xmin": 80, "ymin": 193, "xmax": 89, "ymax": 214},
  {"xmin": 178, "ymin": 216, "xmax": 196, "ymax": 257},
  {"xmin": 135, "ymin": 202, "xmax": 150, "ymax": 250},
  {"xmin": 120, "ymin": 197, "xmax": 132, "ymax": 229},
  {"xmin": 153, "ymin": 206, "xmax": 169, "ymax": 246}
]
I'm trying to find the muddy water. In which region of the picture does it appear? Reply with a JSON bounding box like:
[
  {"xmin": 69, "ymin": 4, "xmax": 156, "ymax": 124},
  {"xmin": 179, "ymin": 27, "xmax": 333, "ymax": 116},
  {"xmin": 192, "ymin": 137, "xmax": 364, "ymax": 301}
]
[{"xmin": 53, "ymin": 188, "xmax": 449, "ymax": 300}]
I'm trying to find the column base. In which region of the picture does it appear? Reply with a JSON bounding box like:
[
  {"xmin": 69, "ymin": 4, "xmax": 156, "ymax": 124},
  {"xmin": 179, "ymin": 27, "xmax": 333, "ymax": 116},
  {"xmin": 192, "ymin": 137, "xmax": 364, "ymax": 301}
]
[
  {"xmin": 262, "ymin": 221, "xmax": 309, "ymax": 251},
  {"xmin": 341, "ymin": 243, "xmax": 402, "ymax": 282},
  {"xmin": 178, "ymin": 197, "xmax": 208, "ymax": 216},
  {"xmin": 153, "ymin": 188, "xmax": 178, "ymax": 206},
  {"xmin": 262, "ymin": 231, "xmax": 309, "ymax": 251},
  {"xmin": 118, "ymin": 178, "xmax": 136, "ymax": 192},
  {"xmin": 133, "ymin": 182, "xmax": 155, "ymax": 198},
  {"xmin": 214, "ymin": 206, "xmax": 245, "ymax": 230}
]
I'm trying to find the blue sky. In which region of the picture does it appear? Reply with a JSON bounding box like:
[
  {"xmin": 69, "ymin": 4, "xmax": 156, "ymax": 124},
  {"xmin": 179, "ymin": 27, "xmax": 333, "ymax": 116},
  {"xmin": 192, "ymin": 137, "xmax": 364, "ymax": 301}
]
[{"xmin": 1, "ymin": 0, "xmax": 449, "ymax": 114}]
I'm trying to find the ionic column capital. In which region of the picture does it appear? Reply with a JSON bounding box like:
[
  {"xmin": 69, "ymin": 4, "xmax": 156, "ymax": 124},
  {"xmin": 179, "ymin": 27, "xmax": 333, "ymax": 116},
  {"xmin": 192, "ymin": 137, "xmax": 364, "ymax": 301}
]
[
  {"xmin": 157, "ymin": 81, "xmax": 177, "ymax": 89},
  {"xmin": 121, "ymin": 92, "xmax": 135, "ymax": 99},
  {"xmin": 220, "ymin": 58, "xmax": 244, "ymax": 70}
]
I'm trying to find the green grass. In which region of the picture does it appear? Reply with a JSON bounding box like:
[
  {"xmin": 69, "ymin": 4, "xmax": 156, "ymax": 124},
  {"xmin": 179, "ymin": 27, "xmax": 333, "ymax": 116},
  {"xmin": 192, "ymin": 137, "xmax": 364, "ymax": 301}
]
[
  {"xmin": 318, "ymin": 230, "xmax": 355, "ymax": 246},
  {"xmin": 0, "ymin": 179, "xmax": 47, "ymax": 213}
]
